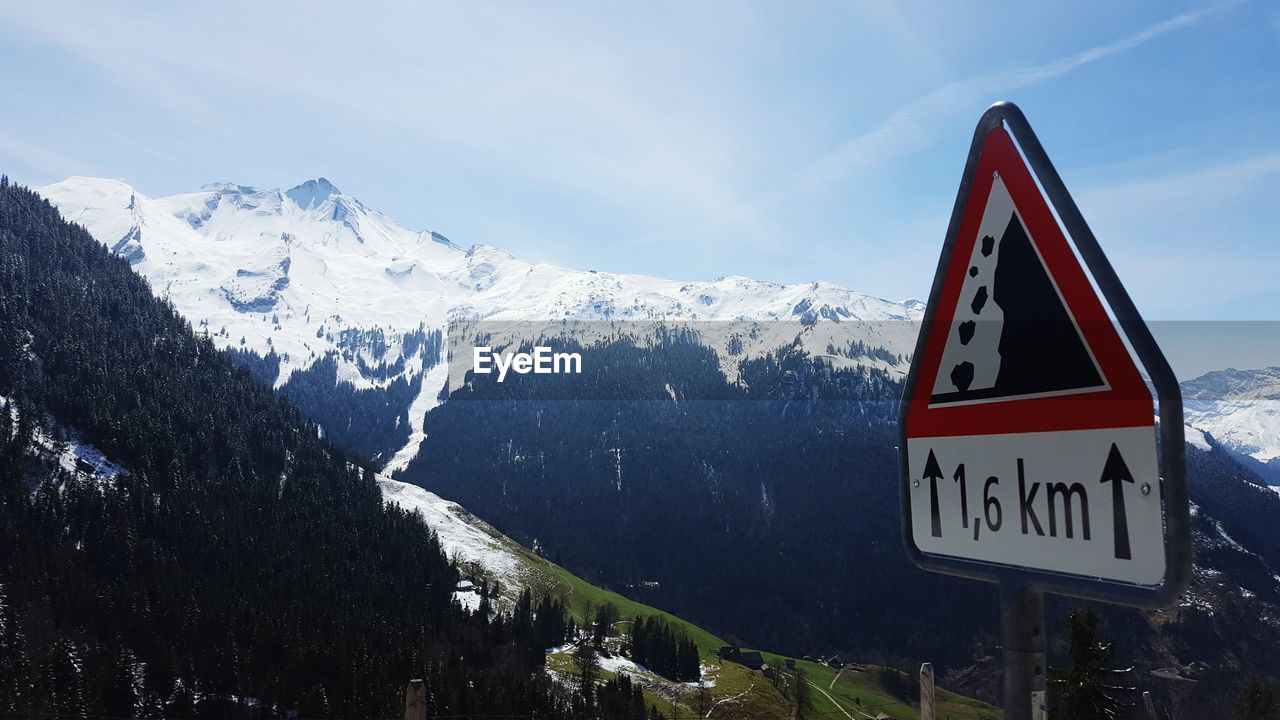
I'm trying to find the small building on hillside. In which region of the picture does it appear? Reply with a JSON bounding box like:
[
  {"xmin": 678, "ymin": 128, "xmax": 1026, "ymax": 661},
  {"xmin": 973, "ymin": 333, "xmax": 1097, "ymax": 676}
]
[{"xmin": 716, "ymin": 647, "xmax": 765, "ymax": 670}]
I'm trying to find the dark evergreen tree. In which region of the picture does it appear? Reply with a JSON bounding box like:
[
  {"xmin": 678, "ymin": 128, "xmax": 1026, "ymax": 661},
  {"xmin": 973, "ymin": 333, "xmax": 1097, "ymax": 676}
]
[
  {"xmin": 1239, "ymin": 677, "xmax": 1279, "ymax": 720},
  {"xmin": 594, "ymin": 673, "xmax": 651, "ymax": 720},
  {"xmin": 99, "ymin": 645, "xmax": 140, "ymax": 720},
  {"xmin": 0, "ymin": 586, "xmax": 28, "ymax": 714},
  {"xmin": 628, "ymin": 616, "xmax": 700, "ymax": 682},
  {"xmin": 592, "ymin": 602, "xmax": 619, "ymax": 647},
  {"xmin": 1050, "ymin": 609, "xmax": 1136, "ymax": 720}
]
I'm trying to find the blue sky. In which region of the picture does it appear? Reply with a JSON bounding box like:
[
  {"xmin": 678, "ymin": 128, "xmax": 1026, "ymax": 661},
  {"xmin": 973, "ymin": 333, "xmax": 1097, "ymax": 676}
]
[{"xmin": 0, "ymin": 0, "xmax": 1276, "ymax": 336}]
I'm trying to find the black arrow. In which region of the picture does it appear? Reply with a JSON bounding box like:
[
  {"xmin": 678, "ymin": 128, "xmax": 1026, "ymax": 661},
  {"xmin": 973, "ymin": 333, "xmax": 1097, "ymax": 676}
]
[
  {"xmin": 924, "ymin": 449, "xmax": 944, "ymax": 538},
  {"xmin": 1100, "ymin": 443, "xmax": 1134, "ymax": 560}
]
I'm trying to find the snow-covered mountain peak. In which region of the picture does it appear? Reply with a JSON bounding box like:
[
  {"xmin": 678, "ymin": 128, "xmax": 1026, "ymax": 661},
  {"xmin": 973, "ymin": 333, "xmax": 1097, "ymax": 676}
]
[
  {"xmin": 1184, "ymin": 367, "xmax": 1280, "ymax": 403},
  {"xmin": 200, "ymin": 181, "xmax": 262, "ymax": 195},
  {"xmin": 425, "ymin": 230, "xmax": 461, "ymax": 250},
  {"xmin": 37, "ymin": 174, "xmax": 923, "ymax": 469},
  {"xmin": 286, "ymin": 177, "xmax": 341, "ymax": 209},
  {"xmin": 1183, "ymin": 366, "xmax": 1280, "ymax": 484}
]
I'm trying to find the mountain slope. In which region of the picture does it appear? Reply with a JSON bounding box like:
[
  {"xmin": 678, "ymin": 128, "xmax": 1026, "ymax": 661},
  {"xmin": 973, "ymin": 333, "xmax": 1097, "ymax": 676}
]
[
  {"xmin": 1183, "ymin": 366, "xmax": 1280, "ymax": 484},
  {"xmin": 380, "ymin": 478, "xmax": 1001, "ymax": 720},
  {"xmin": 391, "ymin": 332, "xmax": 1280, "ymax": 711},
  {"xmin": 36, "ymin": 176, "xmax": 921, "ymax": 468},
  {"xmin": 0, "ymin": 178, "xmax": 602, "ymax": 719}
]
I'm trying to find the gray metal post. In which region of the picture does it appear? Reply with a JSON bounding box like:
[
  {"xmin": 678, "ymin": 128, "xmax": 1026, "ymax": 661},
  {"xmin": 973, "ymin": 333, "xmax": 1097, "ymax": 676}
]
[
  {"xmin": 405, "ymin": 678, "xmax": 427, "ymax": 720},
  {"xmin": 1001, "ymin": 583, "xmax": 1046, "ymax": 720},
  {"xmin": 920, "ymin": 662, "xmax": 935, "ymax": 720}
]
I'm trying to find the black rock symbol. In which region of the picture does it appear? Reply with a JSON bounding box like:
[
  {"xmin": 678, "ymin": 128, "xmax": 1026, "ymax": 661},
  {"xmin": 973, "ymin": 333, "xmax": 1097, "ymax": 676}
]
[
  {"xmin": 970, "ymin": 286, "xmax": 988, "ymax": 315},
  {"xmin": 950, "ymin": 361, "xmax": 975, "ymax": 392}
]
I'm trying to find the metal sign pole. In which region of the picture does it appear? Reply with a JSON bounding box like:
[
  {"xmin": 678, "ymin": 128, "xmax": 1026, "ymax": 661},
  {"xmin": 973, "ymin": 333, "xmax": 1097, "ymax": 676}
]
[
  {"xmin": 920, "ymin": 662, "xmax": 935, "ymax": 720},
  {"xmin": 1000, "ymin": 583, "xmax": 1045, "ymax": 720}
]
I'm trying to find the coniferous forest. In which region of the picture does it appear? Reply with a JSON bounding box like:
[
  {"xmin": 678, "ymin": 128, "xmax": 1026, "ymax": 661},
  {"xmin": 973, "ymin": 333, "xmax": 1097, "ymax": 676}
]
[
  {"xmin": 0, "ymin": 179, "xmax": 655, "ymax": 719},
  {"xmin": 401, "ymin": 335, "xmax": 1000, "ymax": 666},
  {"xmin": 398, "ymin": 330, "xmax": 1280, "ymax": 695}
]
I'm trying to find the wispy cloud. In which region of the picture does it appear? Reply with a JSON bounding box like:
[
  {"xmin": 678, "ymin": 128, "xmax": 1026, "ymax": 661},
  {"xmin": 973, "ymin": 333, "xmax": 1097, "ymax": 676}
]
[
  {"xmin": 1071, "ymin": 149, "xmax": 1280, "ymax": 319},
  {"xmin": 1077, "ymin": 151, "xmax": 1280, "ymax": 222},
  {"xmin": 653, "ymin": 0, "xmax": 1244, "ymax": 252},
  {"xmin": 788, "ymin": 0, "xmax": 1242, "ymax": 196},
  {"xmin": 2, "ymin": 2, "xmax": 757, "ymax": 232},
  {"xmin": 0, "ymin": 130, "xmax": 84, "ymax": 180}
]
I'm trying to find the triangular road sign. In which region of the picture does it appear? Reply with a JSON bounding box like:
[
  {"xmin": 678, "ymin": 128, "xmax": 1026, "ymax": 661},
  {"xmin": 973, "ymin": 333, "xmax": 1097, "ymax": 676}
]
[
  {"xmin": 906, "ymin": 126, "xmax": 1152, "ymax": 437},
  {"xmin": 898, "ymin": 103, "xmax": 1190, "ymax": 608}
]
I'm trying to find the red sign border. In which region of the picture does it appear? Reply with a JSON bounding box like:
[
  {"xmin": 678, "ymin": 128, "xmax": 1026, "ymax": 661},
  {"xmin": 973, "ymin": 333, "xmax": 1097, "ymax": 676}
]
[{"xmin": 905, "ymin": 127, "xmax": 1152, "ymax": 439}]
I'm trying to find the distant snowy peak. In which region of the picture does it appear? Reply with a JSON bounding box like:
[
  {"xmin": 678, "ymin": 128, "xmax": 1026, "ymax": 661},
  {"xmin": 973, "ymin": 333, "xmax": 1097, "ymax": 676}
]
[
  {"xmin": 1183, "ymin": 367, "xmax": 1280, "ymax": 484},
  {"xmin": 1183, "ymin": 367, "xmax": 1280, "ymax": 404},
  {"xmin": 286, "ymin": 177, "xmax": 341, "ymax": 209},
  {"xmin": 36, "ymin": 175, "xmax": 920, "ymax": 325}
]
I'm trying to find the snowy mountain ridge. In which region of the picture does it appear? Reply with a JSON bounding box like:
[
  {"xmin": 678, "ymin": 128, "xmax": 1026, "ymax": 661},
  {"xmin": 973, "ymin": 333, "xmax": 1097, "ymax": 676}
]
[
  {"xmin": 1183, "ymin": 366, "xmax": 1280, "ymax": 484},
  {"xmin": 37, "ymin": 176, "xmax": 922, "ymax": 469}
]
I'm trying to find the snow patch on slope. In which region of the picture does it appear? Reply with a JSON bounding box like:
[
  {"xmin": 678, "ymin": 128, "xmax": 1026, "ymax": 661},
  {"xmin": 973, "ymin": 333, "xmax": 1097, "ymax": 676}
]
[
  {"xmin": 3, "ymin": 395, "xmax": 124, "ymax": 486},
  {"xmin": 1185, "ymin": 424, "xmax": 1212, "ymax": 451},
  {"xmin": 383, "ymin": 343, "xmax": 450, "ymax": 475},
  {"xmin": 453, "ymin": 589, "xmax": 483, "ymax": 613},
  {"xmin": 378, "ymin": 476, "xmax": 526, "ymax": 588}
]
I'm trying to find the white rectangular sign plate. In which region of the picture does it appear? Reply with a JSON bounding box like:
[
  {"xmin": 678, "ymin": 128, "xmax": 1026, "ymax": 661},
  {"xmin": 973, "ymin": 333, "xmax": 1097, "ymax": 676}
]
[{"xmin": 907, "ymin": 426, "xmax": 1164, "ymax": 586}]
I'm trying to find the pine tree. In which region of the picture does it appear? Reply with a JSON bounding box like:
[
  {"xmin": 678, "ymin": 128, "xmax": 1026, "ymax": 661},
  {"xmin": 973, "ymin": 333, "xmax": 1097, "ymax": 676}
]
[
  {"xmin": 572, "ymin": 642, "xmax": 598, "ymax": 703},
  {"xmin": 41, "ymin": 640, "xmax": 87, "ymax": 720},
  {"xmin": 100, "ymin": 646, "xmax": 140, "ymax": 720},
  {"xmin": 1239, "ymin": 678, "xmax": 1278, "ymax": 720},
  {"xmin": 1050, "ymin": 609, "xmax": 1137, "ymax": 720},
  {"xmin": 793, "ymin": 667, "xmax": 809, "ymax": 720},
  {"xmin": 592, "ymin": 602, "xmax": 619, "ymax": 647},
  {"xmin": 0, "ymin": 587, "xmax": 29, "ymax": 714}
]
